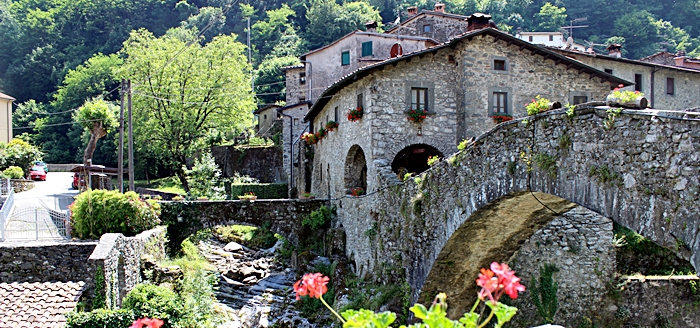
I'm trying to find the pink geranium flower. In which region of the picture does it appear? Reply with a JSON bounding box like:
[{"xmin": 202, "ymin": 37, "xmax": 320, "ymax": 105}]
[
  {"xmin": 293, "ymin": 272, "xmax": 329, "ymax": 300},
  {"xmin": 130, "ymin": 318, "xmax": 164, "ymax": 328}
]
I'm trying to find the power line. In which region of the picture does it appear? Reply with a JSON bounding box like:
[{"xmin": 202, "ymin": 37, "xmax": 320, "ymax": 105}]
[{"xmin": 1, "ymin": 118, "xmax": 108, "ymax": 131}]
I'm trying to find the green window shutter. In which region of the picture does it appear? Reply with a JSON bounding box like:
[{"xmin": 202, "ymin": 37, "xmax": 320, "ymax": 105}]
[
  {"xmin": 342, "ymin": 51, "xmax": 350, "ymax": 65},
  {"xmin": 362, "ymin": 41, "xmax": 373, "ymax": 57}
]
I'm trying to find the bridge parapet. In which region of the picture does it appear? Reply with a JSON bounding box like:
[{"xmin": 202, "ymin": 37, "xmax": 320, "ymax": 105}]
[{"xmin": 336, "ymin": 106, "xmax": 700, "ymax": 306}]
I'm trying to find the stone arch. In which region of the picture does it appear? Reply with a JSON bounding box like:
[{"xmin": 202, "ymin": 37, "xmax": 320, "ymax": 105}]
[
  {"xmin": 344, "ymin": 145, "xmax": 367, "ymax": 194},
  {"xmin": 391, "ymin": 144, "xmax": 444, "ymax": 177}
]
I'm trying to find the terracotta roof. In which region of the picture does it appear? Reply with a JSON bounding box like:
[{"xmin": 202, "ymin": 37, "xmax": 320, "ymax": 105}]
[
  {"xmin": 0, "ymin": 281, "xmax": 86, "ymax": 327},
  {"xmin": 254, "ymin": 104, "xmax": 281, "ymax": 114},
  {"xmin": 548, "ymin": 47, "xmax": 700, "ymax": 73},
  {"xmin": 277, "ymin": 101, "xmax": 311, "ymax": 112},
  {"xmin": 280, "ymin": 64, "xmax": 305, "ymax": 71},
  {"xmin": 639, "ymin": 51, "xmax": 675, "ymax": 62},
  {"xmin": 305, "ymin": 28, "xmax": 632, "ymax": 122},
  {"xmin": 386, "ymin": 10, "xmax": 469, "ymax": 33},
  {"xmin": 0, "ymin": 92, "xmax": 15, "ymax": 101}
]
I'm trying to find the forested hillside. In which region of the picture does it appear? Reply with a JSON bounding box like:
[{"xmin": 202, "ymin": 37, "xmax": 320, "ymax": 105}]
[{"xmin": 1, "ymin": 0, "xmax": 699, "ymax": 167}]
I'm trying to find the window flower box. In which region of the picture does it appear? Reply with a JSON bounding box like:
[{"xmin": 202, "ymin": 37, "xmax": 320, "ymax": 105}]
[
  {"xmin": 491, "ymin": 114, "xmax": 513, "ymax": 124},
  {"xmin": 606, "ymin": 85, "xmax": 648, "ymax": 108},
  {"xmin": 406, "ymin": 109, "xmax": 428, "ymax": 124},
  {"xmin": 348, "ymin": 107, "xmax": 363, "ymax": 122}
]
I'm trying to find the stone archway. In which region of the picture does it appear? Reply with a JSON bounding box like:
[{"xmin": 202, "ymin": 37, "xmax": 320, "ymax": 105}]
[
  {"xmin": 391, "ymin": 144, "xmax": 443, "ymax": 177},
  {"xmin": 344, "ymin": 145, "xmax": 367, "ymax": 194}
]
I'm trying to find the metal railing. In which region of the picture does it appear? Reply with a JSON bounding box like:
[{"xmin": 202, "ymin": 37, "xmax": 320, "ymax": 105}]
[
  {"xmin": 0, "ymin": 187, "xmax": 14, "ymax": 242},
  {"xmin": 2, "ymin": 206, "xmax": 69, "ymax": 241}
]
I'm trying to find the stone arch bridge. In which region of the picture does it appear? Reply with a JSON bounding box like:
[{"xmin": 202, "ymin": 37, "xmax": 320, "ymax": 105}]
[{"xmin": 336, "ymin": 106, "xmax": 700, "ymax": 315}]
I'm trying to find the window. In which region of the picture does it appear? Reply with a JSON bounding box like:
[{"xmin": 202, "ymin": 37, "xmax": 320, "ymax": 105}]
[
  {"xmin": 264, "ymin": 114, "xmax": 267, "ymax": 120},
  {"xmin": 604, "ymin": 68, "xmax": 613, "ymax": 74},
  {"xmin": 294, "ymin": 118, "xmax": 299, "ymax": 126},
  {"xmin": 549, "ymin": 35, "xmax": 554, "ymax": 41},
  {"xmin": 492, "ymin": 92, "xmax": 507, "ymax": 114},
  {"xmin": 334, "ymin": 106, "xmax": 339, "ymax": 122},
  {"xmin": 299, "ymin": 97, "xmax": 306, "ymax": 102},
  {"xmin": 361, "ymin": 41, "xmax": 373, "ymax": 57},
  {"xmin": 423, "ymin": 24, "xmax": 431, "ymax": 33},
  {"xmin": 493, "ymin": 60, "xmax": 506, "ymax": 71},
  {"xmin": 357, "ymin": 93, "xmax": 364, "ymax": 109},
  {"xmin": 634, "ymin": 74, "xmax": 642, "ymax": 92},
  {"xmin": 573, "ymin": 96, "xmax": 588, "ymax": 105},
  {"xmin": 528, "ymin": 36, "xmax": 533, "ymax": 42},
  {"xmin": 299, "ymin": 72, "xmax": 306, "ymax": 85},
  {"xmin": 341, "ymin": 51, "xmax": 350, "ymax": 65},
  {"xmin": 411, "ymin": 88, "xmax": 428, "ymax": 110},
  {"xmin": 666, "ymin": 77, "xmax": 675, "ymax": 95}
]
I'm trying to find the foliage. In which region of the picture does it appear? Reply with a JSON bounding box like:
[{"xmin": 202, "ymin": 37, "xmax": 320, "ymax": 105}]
[
  {"xmin": 119, "ymin": 28, "xmax": 255, "ymax": 192},
  {"xmin": 533, "ymin": 153, "xmax": 557, "ymax": 178},
  {"xmin": 73, "ymin": 98, "xmax": 118, "ymax": 164},
  {"xmin": 213, "ymin": 224, "xmax": 281, "ymax": 249},
  {"xmin": 134, "ymin": 176, "xmax": 185, "ymax": 195},
  {"xmin": 406, "ymin": 109, "xmax": 428, "ymax": 124},
  {"xmin": 305, "ymin": 0, "xmax": 382, "ymax": 50},
  {"xmin": 0, "ymin": 139, "xmax": 43, "ymax": 175},
  {"xmin": 93, "ymin": 265, "xmax": 106, "ymax": 310},
  {"xmin": 588, "ymin": 164, "xmax": 623, "ymax": 186},
  {"xmin": 184, "ymin": 152, "xmax": 226, "ymax": 200},
  {"xmin": 351, "ymin": 187, "xmax": 365, "ymax": 197},
  {"xmin": 427, "ymin": 156, "xmax": 439, "ymax": 166},
  {"xmin": 255, "ymin": 55, "xmax": 300, "ymax": 105},
  {"xmin": 530, "ymin": 263, "xmax": 559, "ymax": 324},
  {"xmin": 325, "ymin": 120, "xmax": 339, "ymax": 131},
  {"xmin": 229, "ymin": 183, "xmax": 287, "ymax": 199},
  {"xmin": 70, "ymin": 190, "xmax": 161, "ymax": 239},
  {"xmin": 526, "ymin": 96, "xmax": 552, "ymax": 116},
  {"xmin": 535, "ymin": 3, "xmax": 567, "ymax": 32},
  {"xmin": 301, "ymin": 132, "xmax": 319, "ymax": 145},
  {"xmin": 65, "ymin": 308, "xmax": 135, "ymax": 328},
  {"xmin": 348, "ymin": 107, "xmax": 363, "ymax": 122},
  {"xmin": 603, "ymin": 107, "xmax": 622, "ymax": 129},
  {"xmin": 302, "ymin": 205, "xmax": 333, "ymax": 230},
  {"xmin": 457, "ymin": 139, "xmax": 470, "ymax": 151},
  {"xmin": 122, "ymin": 284, "xmax": 183, "ymax": 326},
  {"xmin": 2, "ymin": 166, "xmax": 24, "ymax": 179},
  {"xmin": 607, "ymin": 85, "xmax": 644, "ymax": 104}
]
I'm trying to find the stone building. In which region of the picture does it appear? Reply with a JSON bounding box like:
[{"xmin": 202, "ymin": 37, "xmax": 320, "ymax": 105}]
[
  {"xmin": 277, "ymin": 101, "xmax": 311, "ymax": 196},
  {"xmin": 303, "ymin": 25, "xmax": 629, "ymax": 198},
  {"xmin": 385, "ymin": 4, "xmax": 469, "ymax": 43},
  {"xmin": 549, "ymin": 47, "xmax": 700, "ymax": 109},
  {"xmin": 0, "ymin": 92, "xmax": 14, "ymax": 143},
  {"xmin": 254, "ymin": 104, "xmax": 281, "ymax": 137}
]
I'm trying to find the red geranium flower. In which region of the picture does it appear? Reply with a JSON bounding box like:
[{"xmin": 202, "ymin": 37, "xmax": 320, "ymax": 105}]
[
  {"xmin": 130, "ymin": 318, "xmax": 164, "ymax": 328},
  {"xmin": 293, "ymin": 272, "xmax": 329, "ymax": 300},
  {"xmin": 476, "ymin": 268, "xmax": 499, "ymax": 303}
]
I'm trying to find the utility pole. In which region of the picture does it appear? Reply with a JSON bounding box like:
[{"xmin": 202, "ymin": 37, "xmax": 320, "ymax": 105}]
[
  {"xmin": 127, "ymin": 79, "xmax": 135, "ymax": 192},
  {"xmin": 248, "ymin": 16, "xmax": 254, "ymax": 90},
  {"xmin": 118, "ymin": 79, "xmax": 125, "ymax": 192}
]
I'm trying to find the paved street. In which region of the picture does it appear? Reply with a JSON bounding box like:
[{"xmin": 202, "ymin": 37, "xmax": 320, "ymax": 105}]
[{"xmin": 13, "ymin": 172, "xmax": 78, "ymax": 211}]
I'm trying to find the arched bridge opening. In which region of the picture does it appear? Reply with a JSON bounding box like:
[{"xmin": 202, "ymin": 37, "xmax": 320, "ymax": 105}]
[{"xmin": 391, "ymin": 144, "xmax": 443, "ymax": 178}]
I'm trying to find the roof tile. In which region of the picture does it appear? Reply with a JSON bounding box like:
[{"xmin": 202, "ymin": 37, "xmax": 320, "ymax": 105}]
[{"xmin": 0, "ymin": 281, "xmax": 85, "ymax": 327}]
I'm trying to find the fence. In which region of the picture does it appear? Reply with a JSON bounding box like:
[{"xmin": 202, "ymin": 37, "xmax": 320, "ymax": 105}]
[
  {"xmin": 3, "ymin": 206, "xmax": 70, "ymax": 241},
  {"xmin": 0, "ymin": 187, "xmax": 14, "ymax": 242}
]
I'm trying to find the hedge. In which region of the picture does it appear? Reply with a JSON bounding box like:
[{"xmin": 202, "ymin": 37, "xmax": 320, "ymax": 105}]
[
  {"xmin": 70, "ymin": 190, "xmax": 161, "ymax": 239},
  {"xmin": 66, "ymin": 309, "xmax": 135, "ymax": 328},
  {"xmin": 228, "ymin": 183, "xmax": 287, "ymax": 199}
]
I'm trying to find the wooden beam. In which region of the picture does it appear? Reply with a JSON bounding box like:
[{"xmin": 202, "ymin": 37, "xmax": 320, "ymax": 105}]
[
  {"xmin": 493, "ymin": 35, "xmax": 500, "ymax": 42},
  {"xmin": 520, "ymin": 44, "xmax": 526, "ymax": 51},
  {"xmin": 507, "ymin": 40, "xmax": 513, "ymax": 47},
  {"xmin": 542, "ymin": 54, "xmax": 549, "ymax": 61},
  {"xmin": 566, "ymin": 63, "xmax": 574, "ymax": 70},
  {"xmin": 419, "ymin": 53, "xmax": 425, "ymax": 59},
  {"xmin": 406, "ymin": 57, "xmax": 411, "ymax": 63},
  {"xmin": 555, "ymin": 59, "xmax": 561, "ymax": 65},
  {"xmin": 432, "ymin": 49, "xmax": 439, "ymax": 55}
]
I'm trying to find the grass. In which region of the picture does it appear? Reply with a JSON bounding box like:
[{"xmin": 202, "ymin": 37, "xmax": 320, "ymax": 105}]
[{"xmin": 134, "ymin": 176, "xmax": 185, "ymax": 194}]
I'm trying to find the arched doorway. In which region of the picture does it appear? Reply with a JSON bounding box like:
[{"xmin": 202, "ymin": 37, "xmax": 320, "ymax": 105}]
[
  {"xmin": 344, "ymin": 145, "xmax": 367, "ymax": 194},
  {"xmin": 391, "ymin": 144, "xmax": 443, "ymax": 177}
]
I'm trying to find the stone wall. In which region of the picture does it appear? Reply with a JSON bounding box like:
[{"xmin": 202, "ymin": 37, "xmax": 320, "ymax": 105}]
[
  {"xmin": 0, "ymin": 241, "xmax": 98, "ymax": 284},
  {"xmin": 615, "ymin": 276, "xmax": 700, "ymax": 327},
  {"xmin": 327, "ymin": 106, "xmax": 700, "ymax": 311},
  {"xmin": 9, "ymin": 179, "xmax": 34, "ymax": 192},
  {"xmin": 508, "ymin": 206, "xmax": 616, "ymax": 326},
  {"xmin": 88, "ymin": 226, "xmax": 168, "ymax": 309},
  {"xmin": 160, "ymin": 199, "xmax": 326, "ymax": 250},
  {"xmin": 211, "ymin": 145, "xmax": 283, "ymax": 183},
  {"xmin": 310, "ymin": 34, "xmax": 612, "ymax": 199},
  {"xmin": 388, "ymin": 12, "xmax": 469, "ymax": 43}
]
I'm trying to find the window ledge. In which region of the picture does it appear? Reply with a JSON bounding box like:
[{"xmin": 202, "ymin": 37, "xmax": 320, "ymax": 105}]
[{"xmin": 403, "ymin": 108, "xmax": 436, "ymax": 115}]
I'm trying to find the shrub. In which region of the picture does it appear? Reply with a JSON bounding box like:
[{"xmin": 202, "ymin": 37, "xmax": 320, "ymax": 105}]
[
  {"xmin": 0, "ymin": 139, "xmax": 42, "ymax": 175},
  {"xmin": 70, "ymin": 190, "xmax": 161, "ymax": 239},
  {"xmin": 122, "ymin": 284, "xmax": 183, "ymax": 326},
  {"xmin": 302, "ymin": 205, "xmax": 333, "ymax": 230},
  {"xmin": 66, "ymin": 309, "xmax": 135, "ymax": 328},
  {"xmin": 228, "ymin": 183, "xmax": 287, "ymax": 199},
  {"xmin": 184, "ymin": 152, "xmax": 225, "ymax": 200},
  {"xmin": 2, "ymin": 166, "xmax": 24, "ymax": 179}
]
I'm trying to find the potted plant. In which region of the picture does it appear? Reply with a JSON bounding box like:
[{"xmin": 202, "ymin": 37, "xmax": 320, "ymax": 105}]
[
  {"xmin": 606, "ymin": 84, "xmax": 648, "ymax": 108},
  {"xmin": 350, "ymin": 187, "xmax": 365, "ymax": 197},
  {"xmin": 406, "ymin": 109, "xmax": 428, "ymax": 124},
  {"xmin": 301, "ymin": 132, "xmax": 318, "ymax": 145},
  {"xmin": 299, "ymin": 192, "xmax": 315, "ymax": 200},
  {"xmin": 526, "ymin": 96, "xmax": 561, "ymax": 115},
  {"xmin": 347, "ymin": 107, "xmax": 363, "ymax": 122},
  {"xmin": 237, "ymin": 191, "xmax": 257, "ymax": 201},
  {"xmin": 325, "ymin": 121, "xmax": 339, "ymax": 132},
  {"xmin": 491, "ymin": 114, "xmax": 513, "ymax": 124}
]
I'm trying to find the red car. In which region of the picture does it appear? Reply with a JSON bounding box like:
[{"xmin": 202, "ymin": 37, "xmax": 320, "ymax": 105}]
[{"xmin": 29, "ymin": 166, "xmax": 47, "ymax": 181}]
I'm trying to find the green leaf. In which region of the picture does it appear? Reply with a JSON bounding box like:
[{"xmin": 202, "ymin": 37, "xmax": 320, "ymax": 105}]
[
  {"xmin": 459, "ymin": 312, "xmax": 480, "ymax": 328},
  {"xmin": 410, "ymin": 304, "xmax": 429, "ymax": 320},
  {"xmin": 342, "ymin": 309, "xmax": 396, "ymax": 328},
  {"xmin": 486, "ymin": 302, "xmax": 518, "ymax": 328}
]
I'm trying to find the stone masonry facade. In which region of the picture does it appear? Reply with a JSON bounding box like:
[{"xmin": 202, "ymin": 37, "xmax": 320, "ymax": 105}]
[
  {"xmin": 387, "ymin": 11, "xmax": 469, "ymax": 43},
  {"xmin": 328, "ymin": 106, "xmax": 700, "ymax": 313},
  {"xmin": 309, "ymin": 32, "xmax": 612, "ymax": 199}
]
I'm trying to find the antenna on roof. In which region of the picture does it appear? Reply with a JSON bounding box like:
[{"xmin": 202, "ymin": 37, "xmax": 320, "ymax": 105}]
[{"xmin": 561, "ymin": 17, "xmax": 588, "ymax": 39}]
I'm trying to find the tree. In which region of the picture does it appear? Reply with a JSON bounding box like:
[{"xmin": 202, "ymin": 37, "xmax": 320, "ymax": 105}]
[
  {"xmin": 255, "ymin": 56, "xmax": 301, "ymax": 105},
  {"xmin": 535, "ymin": 3, "xmax": 567, "ymax": 32},
  {"xmin": 305, "ymin": 0, "xmax": 382, "ymax": 50},
  {"xmin": 73, "ymin": 98, "xmax": 118, "ymax": 166},
  {"xmin": 614, "ymin": 10, "xmax": 660, "ymax": 59},
  {"xmin": 119, "ymin": 28, "xmax": 255, "ymax": 191}
]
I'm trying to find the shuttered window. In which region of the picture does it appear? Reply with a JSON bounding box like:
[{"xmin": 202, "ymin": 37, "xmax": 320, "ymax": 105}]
[
  {"xmin": 361, "ymin": 42, "xmax": 373, "ymax": 57},
  {"xmin": 341, "ymin": 51, "xmax": 350, "ymax": 65},
  {"xmin": 666, "ymin": 77, "xmax": 675, "ymax": 95}
]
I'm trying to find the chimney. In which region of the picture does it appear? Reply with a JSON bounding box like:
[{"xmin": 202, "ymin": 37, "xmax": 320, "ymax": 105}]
[
  {"xmin": 466, "ymin": 13, "xmax": 492, "ymax": 32},
  {"xmin": 365, "ymin": 20, "xmax": 377, "ymax": 32},
  {"xmin": 434, "ymin": 3, "xmax": 445, "ymax": 13},
  {"xmin": 407, "ymin": 6, "xmax": 418, "ymax": 17},
  {"xmin": 606, "ymin": 44, "xmax": 623, "ymax": 58}
]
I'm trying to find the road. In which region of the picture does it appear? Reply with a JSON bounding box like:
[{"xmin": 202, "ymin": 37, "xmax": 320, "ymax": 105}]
[{"xmin": 13, "ymin": 172, "xmax": 78, "ymax": 211}]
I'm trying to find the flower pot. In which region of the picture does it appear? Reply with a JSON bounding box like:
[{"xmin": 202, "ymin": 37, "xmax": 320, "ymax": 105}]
[
  {"xmin": 299, "ymin": 195, "xmax": 315, "ymax": 200},
  {"xmin": 606, "ymin": 95, "xmax": 648, "ymax": 109},
  {"xmin": 238, "ymin": 196, "xmax": 257, "ymax": 201}
]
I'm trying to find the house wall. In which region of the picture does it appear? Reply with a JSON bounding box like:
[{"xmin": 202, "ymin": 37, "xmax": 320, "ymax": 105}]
[
  {"xmin": 256, "ymin": 107, "xmax": 280, "ymax": 136},
  {"xmin": 280, "ymin": 104, "xmax": 310, "ymax": 193},
  {"xmin": 389, "ymin": 14, "xmax": 469, "ymax": 43},
  {"xmin": 305, "ymin": 34, "xmax": 430, "ymax": 103},
  {"xmin": 309, "ymin": 34, "xmax": 611, "ymax": 199},
  {"xmin": 558, "ymin": 52, "xmax": 700, "ymax": 110},
  {"xmin": 0, "ymin": 98, "xmax": 12, "ymax": 143},
  {"xmin": 285, "ymin": 67, "xmax": 307, "ymax": 104}
]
